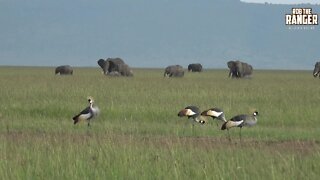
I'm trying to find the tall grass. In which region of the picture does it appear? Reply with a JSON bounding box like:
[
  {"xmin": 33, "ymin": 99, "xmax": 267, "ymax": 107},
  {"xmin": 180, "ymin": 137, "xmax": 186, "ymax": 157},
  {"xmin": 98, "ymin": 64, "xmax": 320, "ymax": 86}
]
[{"xmin": 0, "ymin": 66, "xmax": 320, "ymax": 179}]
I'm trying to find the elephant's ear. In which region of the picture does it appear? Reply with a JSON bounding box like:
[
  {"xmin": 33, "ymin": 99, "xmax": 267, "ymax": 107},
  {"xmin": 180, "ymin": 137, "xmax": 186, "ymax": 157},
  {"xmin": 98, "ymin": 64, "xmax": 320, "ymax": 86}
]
[
  {"xmin": 97, "ymin": 59, "xmax": 106, "ymax": 69},
  {"xmin": 227, "ymin": 61, "xmax": 234, "ymax": 68}
]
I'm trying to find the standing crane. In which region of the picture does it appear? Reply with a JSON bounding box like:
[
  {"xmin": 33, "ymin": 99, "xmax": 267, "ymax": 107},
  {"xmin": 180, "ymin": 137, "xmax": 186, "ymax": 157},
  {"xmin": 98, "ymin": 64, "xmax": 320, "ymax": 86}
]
[
  {"xmin": 221, "ymin": 111, "xmax": 259, "ymax": 142},
  {"xmin": 72, "ymin": 96, "xmax": 100, "ymax": 127}
]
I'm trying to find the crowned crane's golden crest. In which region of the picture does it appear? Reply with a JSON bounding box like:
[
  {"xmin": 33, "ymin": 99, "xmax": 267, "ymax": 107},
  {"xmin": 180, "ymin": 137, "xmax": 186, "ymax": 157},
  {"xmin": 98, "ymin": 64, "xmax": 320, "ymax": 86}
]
[{"xmin": 87, "ymin": 96, "xmax": 94, "ymax": 103}]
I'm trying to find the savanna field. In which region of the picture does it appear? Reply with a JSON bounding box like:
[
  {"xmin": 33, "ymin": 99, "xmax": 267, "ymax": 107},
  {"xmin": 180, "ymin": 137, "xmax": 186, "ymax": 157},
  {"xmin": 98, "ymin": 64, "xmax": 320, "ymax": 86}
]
[{"xmin": 1, "ymin": 66, "xmax": 320, "ymax": 179}]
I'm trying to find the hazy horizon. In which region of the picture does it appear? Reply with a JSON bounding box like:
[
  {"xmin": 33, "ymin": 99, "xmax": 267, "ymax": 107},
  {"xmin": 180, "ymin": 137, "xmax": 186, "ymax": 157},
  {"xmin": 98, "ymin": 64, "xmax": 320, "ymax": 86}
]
[{"xmin": 0, "ymin": 0, "xmax": 319, "ymax": 70}]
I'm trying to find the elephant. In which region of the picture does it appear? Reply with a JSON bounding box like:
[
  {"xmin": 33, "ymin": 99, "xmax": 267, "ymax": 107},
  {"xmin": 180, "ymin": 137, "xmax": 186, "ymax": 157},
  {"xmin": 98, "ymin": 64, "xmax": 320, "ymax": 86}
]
[
  {"xmin": 97, "ymin": 58, "xmax": 133, "ymax": 77},
  {"xmin": 313, "ymin": 62, "xmax": 320, "ymax": 78},
  {"xmin": 227, "ymin": 60, "xmax": 253, "ymax": 78},
  {"xmin": 164, "ymin": 65, "xmax": 184, "ymax": 77},
  {"xmin": 55, "ymin": 65, "xmax": 73, "ymax": 75},
  {"xmin": 188, "ymin": 63, "xmax": 203, "ymax": 72}
]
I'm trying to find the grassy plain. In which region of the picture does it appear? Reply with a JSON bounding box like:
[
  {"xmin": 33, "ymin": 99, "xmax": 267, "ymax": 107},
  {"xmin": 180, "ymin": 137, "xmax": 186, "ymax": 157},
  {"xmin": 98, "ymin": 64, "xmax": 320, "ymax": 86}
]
[{"xmin": 0, "ymin": 66, "xmax": 320, "ymax": 179}]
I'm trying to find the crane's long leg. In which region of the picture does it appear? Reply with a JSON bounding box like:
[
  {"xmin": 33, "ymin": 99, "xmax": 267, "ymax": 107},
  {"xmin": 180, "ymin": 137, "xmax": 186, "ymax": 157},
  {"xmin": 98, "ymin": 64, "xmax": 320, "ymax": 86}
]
[
  {"xmin": 239, "ymin": 127, "xmax": 242, "ymax": 142},
  {"xmin": 227, "ymin": 129, "xmax": 231, "ymax": 142},
  {"xmin": 191, "ymin": 122, "xmax": 195, "ymax": 135}
]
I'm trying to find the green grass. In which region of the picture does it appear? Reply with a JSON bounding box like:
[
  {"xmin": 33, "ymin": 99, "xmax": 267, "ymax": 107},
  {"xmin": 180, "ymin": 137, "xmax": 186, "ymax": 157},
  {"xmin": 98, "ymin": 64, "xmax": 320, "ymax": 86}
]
[{"xmin": 1, "ymin": 66, "xmax": 320, "ymax": 179}]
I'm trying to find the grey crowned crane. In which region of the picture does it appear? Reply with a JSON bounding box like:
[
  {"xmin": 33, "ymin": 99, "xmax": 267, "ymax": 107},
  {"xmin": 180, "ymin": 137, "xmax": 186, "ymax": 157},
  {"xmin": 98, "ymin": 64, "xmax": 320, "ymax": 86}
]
[
  {"xmin": 177, "ymin": 106, "xmax": 206, "ymax": 124},
  {"xmin": 201, "ymin": 107, "xmax": 227, "ymax": 126},
  {"xmin": 221, "ymin": 111, "xmax": 259, "ymax": 141},
  {"xmin": 72, "ymin": 97, "xmax": 100, "ymax": 127}
]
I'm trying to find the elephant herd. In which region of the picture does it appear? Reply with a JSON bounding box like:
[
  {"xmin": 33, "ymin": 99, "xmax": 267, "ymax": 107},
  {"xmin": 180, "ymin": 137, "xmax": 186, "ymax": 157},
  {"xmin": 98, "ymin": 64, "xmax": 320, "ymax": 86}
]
[
  {"xmin": 54, "ymin": 58, "xmax": 133, "ymax": 77},
  {"xmin": 163, "ymin": 63, "xmax": 203, "ymax": 77},
  {"xmin": 54, "ymin": 59, "xmax": 320, "ymax": 79},
  {"xmin": 54, "ymin": 60, "xmax": 253, "ymax": 78},
  {"xmin": 164, "ymin": 61, "xmax": 253, "ymax": 78}
]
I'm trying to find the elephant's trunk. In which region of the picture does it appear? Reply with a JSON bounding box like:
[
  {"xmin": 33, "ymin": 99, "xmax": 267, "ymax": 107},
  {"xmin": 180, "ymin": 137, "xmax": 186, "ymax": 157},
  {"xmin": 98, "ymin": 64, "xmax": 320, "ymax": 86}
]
[{"xmin": 313, "ymin": 69, "xmax": 319, "ymax": 77}]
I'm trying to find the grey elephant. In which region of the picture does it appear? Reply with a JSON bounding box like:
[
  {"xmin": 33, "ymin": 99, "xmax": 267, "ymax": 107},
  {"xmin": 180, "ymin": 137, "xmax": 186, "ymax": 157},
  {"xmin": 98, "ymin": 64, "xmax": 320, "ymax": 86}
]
[
  {"xmin": 313, "ymin": 62, "xmax": 320, "ymax": 78},
  {"xmin": 227, "ymin": 60, "xmax": 253, "ymax": 78},
  {"xmin": 98, "ymin": 58, "xmax": 124, "ymax": 74},
  {"xmin": 55, "ymin": 65, "xmax": 73, "ymax": 75},
  {"xmin": 164, "ymin": 65, "xmax": 184, "ymax": 77},
  {"xmin": 97, "ymin": 58, "xmax": 133, "ymax": 77},
  {"xmin": 188, "ymin": 63, "xmax": 203, "ymax": 72}
]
